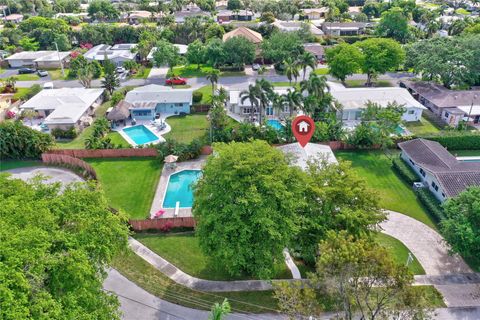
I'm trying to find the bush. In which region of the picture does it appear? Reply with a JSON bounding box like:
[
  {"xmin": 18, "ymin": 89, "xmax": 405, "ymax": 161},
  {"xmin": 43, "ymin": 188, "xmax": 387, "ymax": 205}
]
[
  {"xmin": 415, "ymin": 188, "xmax": 445, "ymax": 223},
  {"xmin": 392, "ymin": 157, "xmax": 418, "ymax": 185},
  {"xmin": 0, "ymin": 121, "xmax": 54, "ymax": 159},
  {"xmin": 192, "ymin": 91, "xmax": 203, "ymax": 104},
  {"xmin": 420, "ymin": 131, "xmax": 480, "ymax": 150},
  {"xmin": 218, "ymin": 65, "xmax": 244, "ymax": 72},
  {"xmin": 157, "ymin": 138, "xmax": 203, "ymax": 161},
  {"xmin": 51, "ymin": 127, "xmax": 77, "ymax": 140}
]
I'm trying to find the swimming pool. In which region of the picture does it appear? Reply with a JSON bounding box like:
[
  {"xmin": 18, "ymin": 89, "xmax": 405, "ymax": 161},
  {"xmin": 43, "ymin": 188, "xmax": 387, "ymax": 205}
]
[
  {"xmin": 163, "ymin": 170, "xmax": 202, "ymax": 208},
  {"xmin": 123, "ymin": 125, "xmax": 159, "ymax": 145},
  {"xmin": 267, "ymin": 119, "xmax": 284, "ymax": 131},
  {"xmin": 460, "ymin": 159, "xmax": 480, "ymax": 163}
]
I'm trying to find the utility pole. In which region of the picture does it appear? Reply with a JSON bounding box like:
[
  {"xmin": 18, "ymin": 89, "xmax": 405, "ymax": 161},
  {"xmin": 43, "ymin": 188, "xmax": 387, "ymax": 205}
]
[{"xmin": 54, "ymin": 42, "xmax": 65, "ymax": 78}]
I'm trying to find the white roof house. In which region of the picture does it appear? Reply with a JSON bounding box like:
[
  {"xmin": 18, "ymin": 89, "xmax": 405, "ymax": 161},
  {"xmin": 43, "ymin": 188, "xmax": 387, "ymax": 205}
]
[
  {"xmin": 147, "ymin": 44, "xmax": 188, "ymax": 62},
  {"xmin": 277, "ymin": 143, "xmax": 338, "ymax": 171},
  {"xmin": 20, "ymin": 88, "xmax": 104, "ymax": 126},
  {"xmin": 125, "ymin": 85, "xmax": 193, "ymax": 107},
  {"xmin": 84, "ymin": 44, "xmax": 137, "ymax": 65},
  {"xmin": 229, "ymin": 87, "xmax": 292, "ymax": 106},
  {"xmin": 330, "ymin": 87, "xmax": 427, "ymax": 123},
  {"xmin": 272, "ymin": 20, "xmax": 324, "ymax": 36},
  {"xmin": 5, "ymin": 51, "xmax": 71, "ymax": 68}
]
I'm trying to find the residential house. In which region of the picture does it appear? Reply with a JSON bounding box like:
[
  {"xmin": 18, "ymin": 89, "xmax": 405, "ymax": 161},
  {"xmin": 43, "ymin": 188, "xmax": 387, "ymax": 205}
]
[
  {"xmin": 124, "ymin": 85, "xmax": 193, "ymax": 120},
  {"xmin": 303, "ymin": 43, "xmax": 326, "ymax": 62},
  {"xmin": 228, "ymin": 88, "xmax": 294, "ymax": 120},
  {"xmin": 54, "ymin": 12, "xmax": 90, "ymax": 22},
  {"xmin": 272, "ymin": 20, "xmax": 324, "ymax": 36},
  {"xmin": 215, "ymin": 0, "xmax": 228, "ymax": 10},
  {"xmin": 222, "ymin": 27, "xmax": 263, "ymax": 44},
  {"xmin": 399, "ymin": 138, "xmax": 480, "ymax": 202},
  {"xmin": 321, "ymin": 22, "xmax": 368, "ymax": 36},
  {"xmin": 300, "ymin": 7, "xmax": 329, "ymax": 20},
  {"xmin": 278, "ymin": 143, "xmax": 337, "ymax": 170},
  {"xmin": 174, "ymin": 8, "xmax": 209, "ymax": 23},
  {"xmin": 330, "ymin": 87, "xmax": 426, "ymax": 125},
  {"xmin": 20, "ymin": 88, "xmax": 104, "ymax": 131},
  {"xmin": 147, "ymin": 44, "xmax": 188, "ymax": 63},
  {"xmin": 3, "ymin": 14, "xmax": 23, "ymax": 23},
  {"xmin": 5, "ymin": 51, "xmax": 71, "ymax": 68},
  {"xmin": 217, "ymin": 9, "xmax": 254, "ymax": 22},
  {"xmin": 401, "ymin": 81, "xmax": 480, "ymax": 127},
  {"xmin": 126, "ymin": 10, "xmax": 162, "ymax": 24},
  {"xmin": 84, "ymin": 44, "xmax": 137, "ymax": 66}
]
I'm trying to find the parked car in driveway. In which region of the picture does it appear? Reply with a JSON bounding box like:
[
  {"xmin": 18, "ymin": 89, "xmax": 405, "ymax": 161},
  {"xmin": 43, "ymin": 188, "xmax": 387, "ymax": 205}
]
[
  {"xmin": 165, "ymin": 76, "xmax": 187, "ymax": 85},
  {"xmin": 116, "ymin": 66, "xmax": 126, "ymax": 74},
  {"xmin": 37, "ymin": 70, "xmax": 48, "ymax": 77},
  {"xmin": 18, "ymin": 68, "xmax": 36, "ymax": 74},
  {"xmin": 252, "ymin": 63, "xmax": 261, "ymax": 71}
]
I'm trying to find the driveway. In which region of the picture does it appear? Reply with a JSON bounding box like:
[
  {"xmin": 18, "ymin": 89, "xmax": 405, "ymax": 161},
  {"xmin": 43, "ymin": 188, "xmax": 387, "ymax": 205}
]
[{"xmin": 5, "ymin": 166, "xmax": 84, "ymax": 185}]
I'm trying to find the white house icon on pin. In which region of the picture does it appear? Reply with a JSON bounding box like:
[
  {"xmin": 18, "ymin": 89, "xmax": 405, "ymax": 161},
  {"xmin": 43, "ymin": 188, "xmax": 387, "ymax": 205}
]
[{"xmin": 297, "ymin": 121, "xmax": 310, "ymax": 133}]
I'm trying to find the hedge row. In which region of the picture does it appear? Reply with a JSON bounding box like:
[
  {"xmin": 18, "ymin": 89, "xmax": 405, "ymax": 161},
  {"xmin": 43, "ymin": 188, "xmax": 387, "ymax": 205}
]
[
  {"xmin": 420, "ymin": 131, "xmax": 480, "ymax": 150},
  {"xmin": 392, "ymin": 157, "xmax": 418, "ymax": 186},
  {"xmin": 415, "ymin": 188, "xmax": 446, "ymax": 223}
]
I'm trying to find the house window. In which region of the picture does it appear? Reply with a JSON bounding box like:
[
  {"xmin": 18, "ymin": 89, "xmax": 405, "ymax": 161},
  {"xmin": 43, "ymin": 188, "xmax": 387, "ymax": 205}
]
[
  {"xmin": 283, "ymin": 106, "xmax": 289, "ymax": 113},
  {"xmin": 442, "ymin": 192, "xmax": 446, "ymax": 198},
  {"xmin": 266, "ymin": 107, "xmax": 273, "ymax": 116},
  {"xmin": 409, "ymin": 159, "xmax": 415, "ymax": 166},
  {"xmin": 431, "ymin": 181, "xmax": 439, "ymax": 191},
  {"xmin": 419, "ymin": 168, "xmax": 426, "ymax": 177},
  {"xmin": 408, "ymin": 110, "xmax": 415, "ymax": 114},
  {"xmin": 243, "ymin": 108, "xmax": 250, "ymax": 114},
  {"xmin": 444, "ymin": 111, "xmax": 450, "ymax": 118},
  {"xmin": 175, "ymin": 103, "xmax": 183, "ymax": 107}
]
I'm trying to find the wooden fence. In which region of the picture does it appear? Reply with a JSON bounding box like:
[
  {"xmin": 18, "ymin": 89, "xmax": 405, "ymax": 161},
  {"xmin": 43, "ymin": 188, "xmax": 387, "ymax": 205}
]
[
  {"xmin": 46, "ymin": 148, "xmax": 158, "ymax": 158},
  {"xmin": 129, "ymin": 217, "xmax": 196, "ymax": 231},
  {"xmin": 42, "ymin": 153, "xmax": 97, "ymax": 180},
  {"xmin": 191, "ymin": 104, "xmax": 211, "ymax": 113}
]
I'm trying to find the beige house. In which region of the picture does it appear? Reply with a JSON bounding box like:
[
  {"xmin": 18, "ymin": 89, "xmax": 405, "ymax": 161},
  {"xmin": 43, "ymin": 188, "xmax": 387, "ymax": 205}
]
[
  {"xmin": 223, "ymin": 27, "xmax": 263, "ymax": 44},
  {"xmin": 301, "ymin": 7, "xmax": 329, "ymax": 20}
]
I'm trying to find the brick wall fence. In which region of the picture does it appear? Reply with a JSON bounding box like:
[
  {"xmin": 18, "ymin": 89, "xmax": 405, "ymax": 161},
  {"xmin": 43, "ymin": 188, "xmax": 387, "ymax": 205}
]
[
  {"xmin": 42, "ymin": 153, "xmax": 97, "ymax": 180},
  {"xmin": 46, "ymin": 148, "xmax": 158, "ymax": 158},
  {"xmin": 129, "ymin": 217, "xmax": 196, "ymax": 231}
]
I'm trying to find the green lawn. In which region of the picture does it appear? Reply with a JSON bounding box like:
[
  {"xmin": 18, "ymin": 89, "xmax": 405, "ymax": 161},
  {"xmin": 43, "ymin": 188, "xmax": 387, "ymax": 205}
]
[
  {"xmin": 335, "ymin": 151, "xmax": 436, "ymax": 229},
  {"xmin": 112, "ymin": 250, "xmax": 280, "ymax": 313},
  {"xmin": 314, "ymin": 68, "xmax": 329, "ymax": 75},
  {"xmin": 164, "ymin": 113, "xmax": 209, "ymax": 143},
  {"xmin": 376, "ymin": 233, "xmax": 425, "ymax": 275},
  {"xmin": 135, "ymin": 233, "xmax": 292, "ymax": 280},
  {"xmin": 13, "ymin": 87, "xmax": 31, "ymax": 100},
  {"xmin": 131, "ymin": 67, "xmax": 152, "ymax": 79},
  {"xmin": 455, "ymin": 8, "xmax": 470, "ymax": 15},
  {"xmin": 404, "ymin": 116, "xmax": 441, "ymax": 136},
  {"xmin": 48, "ymin": 69, "xmax": 71, "ymax": 80},
  {"xmin": 172, "ymin": 64, "xmax": 245, "ymax": 78},
  {"xmin": 452, "ymin": 150, "xmax": 480, "ymax": 157},
  {"xmin": 14, "ymin": 73, "xmax": 40, "ymax": 81},
  {"xmin": 344, "ymin": 80, "xmax": 393, "ymax": 88},
  {"xmin": 86, "ymin": 157, "xmax": 162, "ymax": 219},
  {"xmin": 55, "ymin": 125, "xmax": 94, "ymax": 149},
  {"xmin": 194, "ymin": 85, "xmax": 212, "ymax": 104},
  {"xmin": 0, "ymin": 160, "xmax": 42, "ymax": 171},
  {"xmin": 106, "ymin": 131, "xmax": 130, "ymax": 147}
]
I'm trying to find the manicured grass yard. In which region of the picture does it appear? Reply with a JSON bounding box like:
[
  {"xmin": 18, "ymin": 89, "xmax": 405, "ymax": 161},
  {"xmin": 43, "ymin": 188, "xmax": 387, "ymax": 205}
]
[
  {"xmin": 134, "ymin": 233, "xmax": 292, "ymax": 280},
  {"xmin": 452, "ymin": 150, "xmax": 480, "ymax": 157},
  {"xmin": 0, "ymin": 160, "xmax": 41, "ymax": 171},
  {"xmin": 335, "ymin": 151, "xmax": 436, "ymax": 229},
  {"xmin": 164, "ymin": 113, "xmax": 209, "ymax": 143},
  {"xmin": 376, "ymin": 233, "xmax": 425, "ymax": 275},
  {"xmin": 86, "ymin": 157, "xmax": 162, "ymax": 219},
  {"xmin": 404, "ymin": 116, "xmax": 441, "ymax": 135},
  {"xmin": 131, "ymin": 67, "xmax": 152, "ymax": 79},
  {"xmin": 194, "ymin": 85, "xmax": 213, "ymax": 104},
  {"xmin": 172, "ymin": 64, "xmax": 245, "ymax": 78},
  {"xmin": 14, "ymin": 73, "xmax": 40, "ymax": 81},
  {"xmin": 344, "ymin": 79, "xmax": 393, "ymax": 88},
  {"xmin": 314, "ymin": 68, "xmax": 329, "ymax": 75},
  {"xmin": 48, "ymin": 69, "xmax": 71, "ymax": 80},
  {"xmin": 55, "ymin": 125, "xmax": 94, "ymax": 149},
  {"xmin": 106, "ymin": 131, "xmax": 130, "ymax": 147},
  {"xmin": 13, "ymin": 88, "xmax": 31, "ymax": 100}
]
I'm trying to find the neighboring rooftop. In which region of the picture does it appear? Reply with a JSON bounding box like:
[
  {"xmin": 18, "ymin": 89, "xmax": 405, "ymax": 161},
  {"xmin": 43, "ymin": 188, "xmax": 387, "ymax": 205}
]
[
  {"xmin": 323, "ymin": 22, "xmax": 368, "ymax": 29},
  {"xmin": 402, "ymin": 81, "xmax": 480, "ymax": 109},
  {"xmin": 6, "ymin": 51, "xmax": 70, "ymax": 62},
  {"xmin": 230, "ymin": 87, "xmax": 293, "ymax": 106},
  {"xmin": 223, "ymin": 27, "xmax": 263, "ymax": 44},
  {"xmin": 303, "ymin": 43, "xmax": 325, "ymax": 57},
  {"xmin": 84, "ymin": 44, "xmax": 137, "ymax": 61},
  {"xmin": 398, "ymin": 138, "xmax": 480, "ymax": 197},
  {"xmin": 125, "ymin": 85, "xmax": 193, "ymax": 108},
  {"xmin": 20, "ymin": 88, "xmax": 104, "ymax": 125},
  {"xmin": 330, "ymin": 87, "xmax": 426, "ymax": 110},
  {"xmin": 272, "ymin": 20, "xmax": 324, "ymax": 35}
]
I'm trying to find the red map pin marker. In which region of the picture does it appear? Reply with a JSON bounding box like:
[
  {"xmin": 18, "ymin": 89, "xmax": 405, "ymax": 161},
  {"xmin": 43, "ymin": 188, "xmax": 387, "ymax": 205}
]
[{"xmin": 292, "ymin": 115, "xmax": 315, "ymax": 148}]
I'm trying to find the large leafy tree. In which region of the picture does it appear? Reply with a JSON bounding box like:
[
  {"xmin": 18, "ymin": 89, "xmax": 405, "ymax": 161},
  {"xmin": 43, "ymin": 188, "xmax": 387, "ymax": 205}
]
[
  {"xmin": 193, "ymin": 140, "xmax": 306, "ymax": 279},
  {"xmin": 152, "ymin": 40, "xmax": 180, "ymax": 74},
  {"xmin": 295, "ymin": 160, "xmax": 385, "ymax": 264},
  {"xmin": 355, "ymin": 38, "xmax": 405, "ymax": 86},
  {"xmin": 87, "ymin": 0, "xmax": 119, "ymax": 21},
  {"xmin": 375, "ymin": 7, "xmax": 411, "ymax": 43},
  {"xmin": 222, "ymin": 36, "xmax": 255, "ymax": 67},
  {"xmin": 441, "ymin": 187, "xmax": 480, "ymax": 261},
  {"xmin": 102, "ymin": 58, "xmax": 119, "ymax": 94},
  {"xmin": 325, "ymin": 43, "xmax": 364, "ymax": 84},
  {"xmin": 186, "ymin": 39, "xmax": 207, "ymax": 69},
  {"xmin": 261, "ymin": 31, "xmax": 304, "ymax": 66},
  {"xmin": 0, "ymin": 175, "xmax": 129, "ymax": 319},
  {"xmin": 0, "ymin": 121, "xmax": 54, "ymax": 159}
]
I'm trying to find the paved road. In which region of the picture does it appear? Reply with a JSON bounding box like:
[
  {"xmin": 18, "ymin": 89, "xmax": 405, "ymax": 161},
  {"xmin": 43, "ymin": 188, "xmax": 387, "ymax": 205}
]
[{"xmin": 4, "ymin": 166, "xmax": 84, "ymax": 185}]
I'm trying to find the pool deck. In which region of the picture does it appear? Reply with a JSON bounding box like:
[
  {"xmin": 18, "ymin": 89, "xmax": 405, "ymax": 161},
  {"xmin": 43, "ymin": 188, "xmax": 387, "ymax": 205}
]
[{"xmin": 149, "ymin": 157, "xmax": 207, "ymax": 219}]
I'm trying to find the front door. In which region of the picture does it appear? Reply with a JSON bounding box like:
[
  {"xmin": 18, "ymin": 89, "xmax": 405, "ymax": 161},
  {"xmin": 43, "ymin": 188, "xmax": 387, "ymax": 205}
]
[{"xmin": 266, "ymin": 107, "xmax": 273, "ymax": 116}]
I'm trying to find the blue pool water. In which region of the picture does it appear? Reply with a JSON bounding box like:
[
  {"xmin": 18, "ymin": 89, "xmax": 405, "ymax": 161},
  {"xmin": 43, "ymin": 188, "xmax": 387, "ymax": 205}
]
[
  {"xmin": 123, "ymin": 125, "xmax": 159, "ymax": 145},
  {"xmin": 267, "ymin": 119, "xmax": 284, "ymax": 131},
  {"xmin": 395, "ymin": 125, "xmax": 406, "ymax": 135},
  {"xmin": 163, "ymin": 170, "xmax": 202, "ymax": 208},
  {"xmin": 460, "ymin": 159, "xmax": 480, "ymax": 163}
]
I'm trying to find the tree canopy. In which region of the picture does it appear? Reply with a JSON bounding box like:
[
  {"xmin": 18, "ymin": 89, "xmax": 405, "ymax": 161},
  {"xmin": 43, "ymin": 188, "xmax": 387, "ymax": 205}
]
[{"xmin": 0, "ymin": 175, "xmax": 129, "ymax": 319}]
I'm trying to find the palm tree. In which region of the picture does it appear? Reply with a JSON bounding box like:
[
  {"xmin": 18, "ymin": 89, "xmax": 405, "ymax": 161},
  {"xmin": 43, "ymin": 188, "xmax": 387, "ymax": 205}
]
[
  {"xmin": 283, "ymin": 57, "xmax": 300, "ymax": 86},
  {"xmin": 239, "ymin": 84, "xmax": 260, "ymax": 122},
  {"xmin": 300, "ymin": 73, "xmax": 330, "ymax": 99},
  {"xmin": 282, "ymin": 89, "xmax": 303, "ymax": 117},
  {"xmin": 209, "ymin": 299, "xmax": 231, "ymax": 320},
  {"xmin": 206, "ymin": 69, "xmax": 220, "ymax": 96},
  {"xmin": 298, "ymin": 51, "xmax": 317, "ymax": 80},
  {"xmin": 255, "ymin": 79, "xmax": 274, "ymax": 124}
]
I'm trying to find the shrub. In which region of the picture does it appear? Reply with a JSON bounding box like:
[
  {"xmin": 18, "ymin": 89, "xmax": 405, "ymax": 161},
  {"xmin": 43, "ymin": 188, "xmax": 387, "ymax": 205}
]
[
  {"xmin": 415, "ymin": 188, "xmax": 445, "ymax": 223},
  {"xmin": 0, "ymin": 121, "xmax": 54, "ymax": 159},
  {"xmin": 218, "ymin": 65, "xmax": 244, "ymax": 72},
  {"xmin": 51, "ymin": 127, "xmax": 77, "ymax": 140},
  {"xmin": 157, "ymin": 138, "xmax": 203, "ymax": 161},
  {"xmin": 192, "ymin": 91, "xmax": 203, "ymax": 104},
  {"xmin": 420, "ymin": 131, "xmax": 480, "ymax": 150},
  {"xmin": 392, "ymin": 157, "xmax": 418, "ymax": 185}
]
